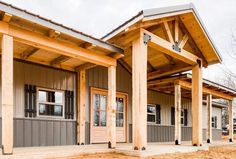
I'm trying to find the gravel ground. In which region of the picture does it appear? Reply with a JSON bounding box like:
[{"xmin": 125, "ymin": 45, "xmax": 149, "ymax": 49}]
[{"xmin": 61, "ymin": 145, "xmax": 236, "ymax": 159}]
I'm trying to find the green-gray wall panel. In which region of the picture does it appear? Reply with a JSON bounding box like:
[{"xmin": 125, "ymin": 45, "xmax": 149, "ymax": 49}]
[
  {"xmin": 129, "ymin": 124, "xmax": 222, "ymax": 142},
  {"xmin": 0, "ymin": 118, "xmax": 76, "ymax": 147}
]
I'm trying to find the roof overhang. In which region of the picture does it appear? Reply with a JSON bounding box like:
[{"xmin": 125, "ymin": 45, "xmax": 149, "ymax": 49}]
[{"xmin": 0, "ymin": 1, "xmax": 123, "ymax": 54}]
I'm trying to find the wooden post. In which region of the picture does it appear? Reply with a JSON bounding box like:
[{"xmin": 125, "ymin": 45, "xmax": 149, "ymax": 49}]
[
  {"xmin": 107, "ymin": 65, "xmax": 116, "ymax": 148},
  {"xmin": 191, "ymin": 61, "xmax": 203, "ymax": 146},
  {"xmin": 77, "ymin": 70, "xmax": 86, "ymax": 145},
  {"xmin": 1, "ymin": 34, "xmax": 14, "ymax": 154},
  {"xmin": 206, "ymin": 94, "xmax": 212, "ymax": 143},
  {"xmin": 229, "ymin": 100, "xmax": 234, "ymax": 142},
  {"xmin": 175, "ymin": 84, "xmax": 181, "ymax": 145},
  {"xmin": 132, "ymin": 31, "xmax": 148, "ymax": 150}
]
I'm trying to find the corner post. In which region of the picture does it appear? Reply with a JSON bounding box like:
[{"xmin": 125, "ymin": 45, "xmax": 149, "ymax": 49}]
[
  {"xmin": 1, "ymin": 34, "xmax": 14, "ymax": 155},
  {"xmin": 229, "ymin": 100, "xmax": 234, "ymax": 142},
  {"xmin": 77, "ymin": 70, "xmax": 86, "ymax": 145},
  {"xmin": 174, "ymin": 84, "xmax": 181, "ymax": 145},
  {"xmin": 132, "ymin": 30, "xmax": 148, "ymax": 150},
  {"xmin": 191, "ymin": 60, "xmax": 203, "ymax": 146},
  {"xmin": 107, "ymin": 65, "xmax": 116, "ymax": 148},
  {"xmin": 206, "ymin": 94, "xmax": 212, "ymax": 143}
]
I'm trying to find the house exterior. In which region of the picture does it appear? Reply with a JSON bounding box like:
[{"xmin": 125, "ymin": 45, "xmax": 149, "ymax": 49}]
[{"xmin": 0, "ymin": 2, "xmax": 235, "ymax": 155}]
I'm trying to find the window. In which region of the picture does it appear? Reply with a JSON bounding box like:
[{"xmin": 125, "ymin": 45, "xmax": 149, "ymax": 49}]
[
  {"xmin": 147, "ymin": 104, "xmax": 161, "ymax": 124},
  {"xmin": 171, "ymin": 107, "xmax": 188, "ymax": 126},
  {"xmin": 93, "ymin": 94, "xmax": 107, "ymax": 127},
  {"xmin": 116, "ymin": 97, "xmax": 124, "ymax": 127},
  {"xmin": 37, "ymin": 88, "xmax": 64, "ymax": 118},
  {"xmin": 212, "ymin": 116, "xmax": 217, "ymax": 128}
]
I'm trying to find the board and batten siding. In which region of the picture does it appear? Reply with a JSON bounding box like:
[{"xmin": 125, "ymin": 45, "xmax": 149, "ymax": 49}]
[
  {"xmin": 0, "ymin": 60, "xmax": 77, "ymax": 147},
  {"xmin": 0, "ymin": 60, "xmax": 76, "ymax": 117}
]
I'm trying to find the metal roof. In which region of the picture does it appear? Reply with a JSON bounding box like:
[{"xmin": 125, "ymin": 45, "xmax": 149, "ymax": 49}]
[
  {"xmin": 0, "ymin": 1, "xmax": 123, "ymax": 54},
  {"xmin": 102, "ymin": 3, "xmax": 222, "ymax": 62}
]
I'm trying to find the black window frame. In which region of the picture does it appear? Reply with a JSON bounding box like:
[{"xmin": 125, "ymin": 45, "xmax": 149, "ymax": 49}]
[{"xmin": 147, "ymin": 104, "xmax": 161, "ymax": 124}]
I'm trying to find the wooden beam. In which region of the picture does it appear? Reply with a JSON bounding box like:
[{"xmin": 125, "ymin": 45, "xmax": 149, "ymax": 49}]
[
  {"xmin": 163, "ymin": 22, "xmax": 174, "ymax": 44},
  {"xmin": 0, "ymin": 22, "xmax": 116, "ymax": 67},
  {"xmin": 50, "ymin": 55, "xmax": 71, "ymax": 66},
  {"xmin": 2, "ymin": 12, "xmax": 12, "ymax": 23},
  {"xmin": 48, "ymin": 29, "xmax": 61, "ymax": 38},
  {"xmin": 142, "ymin": 29, "xmax": 198, "ymax": 65},
  {"xmin": 206, "ymin": 94, "xmax": 212, "ymax": 143},
  {"xmin": 177, "ymin": 80, "xmax": 234, "ymax": 101},
  {"xmin": 132, "ymin": 32, "xmax": 147, "ymax": 150},
  {"xmin": 1, "ymin": 34, "xmax": 13, "ymax": 154},
  {"xmin": 77, "ymin": 70, "xmax": 86, "ymax": 145},
  {"xmin": 175, "ymin": 20, "xmax": 179, "ymax": 43},
  {"xmin": 175, "ymin": 84, "xmax": 181, "ymax": 145},
  {"xmin": 191, "ymin": 63, "xmax": 203, "ymax": 146},
  {"xmin": 229, "ymin": 100, "xmax": 234, "ymax": 142},
  {"xmin": 179, "ymin": 34, "xmax": 189, "ymax": 49},
  {"xmin": 178, "ymin": 20, "xmax": 208, "ymax": 67},
  {"xmin": 107, "ymin": 65, "xmax": 116, "ymax": 148},
  {"xmin": 75, "ymin": 63, "xmax": 97, "ymax": 72},
  {"xmin": 148, "ymin": 66, "xmax": 192, "ymax": 81},
  {"xmin": 20, "ymin": 47, "xmax": 39, "ymax": 60}
]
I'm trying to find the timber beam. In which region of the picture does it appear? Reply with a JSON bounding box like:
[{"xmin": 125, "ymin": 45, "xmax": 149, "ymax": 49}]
[
  {"xmin": 50, "ymin": 55, "xmax": 71, "ymax": 66},
  {"xmin": 75, "ymin": 63, "xmax": 96, "ymax": 72},
  {"xmin": 0, "ymin": 22, "xmax": 117, "ymax": 67},
  {"xmin": 141, "ymin": 29, "xmax": 199, "ymax": 66},
  {"xmin": 20, "ymin": 47, "xmax": 39, "ymax": 60},
  {"xmin": 1, "ymin": 12, "xmax": 12, "ymax": 23},
  {"xmin": 177, "ymin": 80, "xmax": 234, "ymax": 100}
]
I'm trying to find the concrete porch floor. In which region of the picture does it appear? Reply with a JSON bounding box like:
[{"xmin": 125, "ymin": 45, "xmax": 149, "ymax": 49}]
[{"xmin": 0, "ymin": 141, "xmax": 234, "ymax": 159}]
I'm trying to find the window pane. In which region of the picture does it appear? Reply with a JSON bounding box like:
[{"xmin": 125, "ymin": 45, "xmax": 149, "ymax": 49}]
[
  {"xmin": 39, "ymin": 104, "xmax": 46, "ymax": 114},
  {"xmin": 147, "ymin": 114, "xmax": 155, "ymax": 122},
  {"xmin": 100, "ymin": 95, "xmax": 107, "ymax": 111},
  {"xmin": 116, "ymin": 98, "xmax": 124, "ymax": 112},
  {"xmin": 94, "ymin": 111, "xmax": 100, "ymax": 126},
  {"xmin": 94, "ymin": 94, "xmax": 100, "ymax": 110},
  {"xmin": 181, "ymin": 118, "xmax": 184, "ymax": 125},
  {"xmin": 147, "ymin": 105, "xmax": 156, "ymax": 114},
  {"xmin": 55, "ymin": 92, "xmax": 63, "ymax": 104},
  {"xmin": 39, "ymin": 91, "xmax": 46, "ymax": 102},
  {"xmin": 116, "ymin": 113, "xmax": 124, "ymax": 127},
  {"xmin": 54, "ymin": 105, "xmax": 63, "ymax": 116},
  {"xmin": 100, "ymin": 111, "xmax": 106, "ymax": 126}
]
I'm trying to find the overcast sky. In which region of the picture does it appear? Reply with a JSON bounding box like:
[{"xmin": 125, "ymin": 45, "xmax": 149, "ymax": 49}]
[{"xmin": 2, "ymin": 0, "xmax": 236, "ymax": 84}]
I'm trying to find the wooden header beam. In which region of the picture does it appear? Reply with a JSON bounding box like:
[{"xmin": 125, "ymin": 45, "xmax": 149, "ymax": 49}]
[
  {"xmin": 141, "ymin": 29, "xmax": 198, "ymax": 65},
  {"xmin": 177, "ymin": 80, "xmax": 234, "ymax": 100},
  {"xmin": 0, "ymin": 22, "xmax": 116, "ymax": 67}
]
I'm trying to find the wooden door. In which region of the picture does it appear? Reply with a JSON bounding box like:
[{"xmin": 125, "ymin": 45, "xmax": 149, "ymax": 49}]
[{"xmin": 90, "ymin": 88, "xmax": 127, "ymax": 143}]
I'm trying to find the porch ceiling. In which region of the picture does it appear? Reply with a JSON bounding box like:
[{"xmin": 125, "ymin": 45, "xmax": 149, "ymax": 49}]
[
  {"xmin": 0, "ymin": 1, "xmax": 124, "ymax": 71},
  {"xmin": 103, "ymin": 3, "xmax": 222, "ymax": 79}
]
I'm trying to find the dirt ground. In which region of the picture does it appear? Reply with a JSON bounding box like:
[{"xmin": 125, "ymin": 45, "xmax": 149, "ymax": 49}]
[{"xmin": 63, "ymin": 145, "xmax": 236, "ymax": 159}]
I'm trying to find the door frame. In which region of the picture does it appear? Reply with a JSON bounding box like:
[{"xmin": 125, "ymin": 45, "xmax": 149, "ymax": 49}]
[{"xmin": 90, "ymin": 87, "xmax": 128, "ymax": 143}]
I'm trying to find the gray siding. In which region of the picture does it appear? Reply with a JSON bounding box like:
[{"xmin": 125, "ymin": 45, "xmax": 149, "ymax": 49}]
[
  {"xmin": 0, "ymin": 118, "xmax": 76, "ymax": 147},
  {"xmin": 129, "ymin": 124, "xmax": 222, "ymax": 142},
  {"xmin": 0, "ymin": 61, "xmax": 76, "ymax": 118}
]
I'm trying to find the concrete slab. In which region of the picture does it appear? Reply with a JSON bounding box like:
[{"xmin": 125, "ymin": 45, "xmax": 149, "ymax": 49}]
[{"xmin": 0, "ymin": 141, "xmax": 234, "ymax": 159}]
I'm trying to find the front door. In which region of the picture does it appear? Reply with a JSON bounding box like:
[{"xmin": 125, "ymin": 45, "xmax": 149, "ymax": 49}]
[{"xmin": 90, "ymin": 88, "xmax": 127, "ymax": 143}]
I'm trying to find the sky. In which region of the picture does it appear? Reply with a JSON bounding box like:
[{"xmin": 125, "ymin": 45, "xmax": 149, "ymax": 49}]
[{"xmin": 2, "ymin": 0, "xmax": 236, "ymax": 84}]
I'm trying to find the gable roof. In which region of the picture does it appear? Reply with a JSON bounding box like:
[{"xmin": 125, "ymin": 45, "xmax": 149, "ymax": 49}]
[{"xmin": 102, "ymin": 3, "xmax": 222, "ymax": 65}]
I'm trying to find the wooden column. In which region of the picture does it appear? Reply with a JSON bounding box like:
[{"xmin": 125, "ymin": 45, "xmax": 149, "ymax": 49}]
[
  {"xmin": 229, "ymin": 100, "xmax": 234, "ymax": 142},
  {"xmin": 175, "ymin": 84, "xmax": 181, "ymax": 145},
  {"xmin": 206, "ymin": 94, "xmax": 212, "ymax": 143},
  {"xmin": 1, "ymin": 34, "xmax": 14, "ymax": 154},
  {"xmin": 191, "ymin": 61, "xmax": 203, "ymax": 146},
  {"xmin": 132, "ymin": 32, "xmax": 148, "ymax": 150},
  {"xmin": 107, "ymin": 65, "xmax": 116, "ymax": 148},
  {"xmin": 77, "ymin": 70, "xmax": 86, "ymax": 145}
]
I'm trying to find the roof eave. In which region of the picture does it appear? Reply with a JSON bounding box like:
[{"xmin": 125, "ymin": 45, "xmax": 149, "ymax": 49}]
[{"xmin": 0, "ymin": 1, "xmax": 123, "ymax": 54}]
